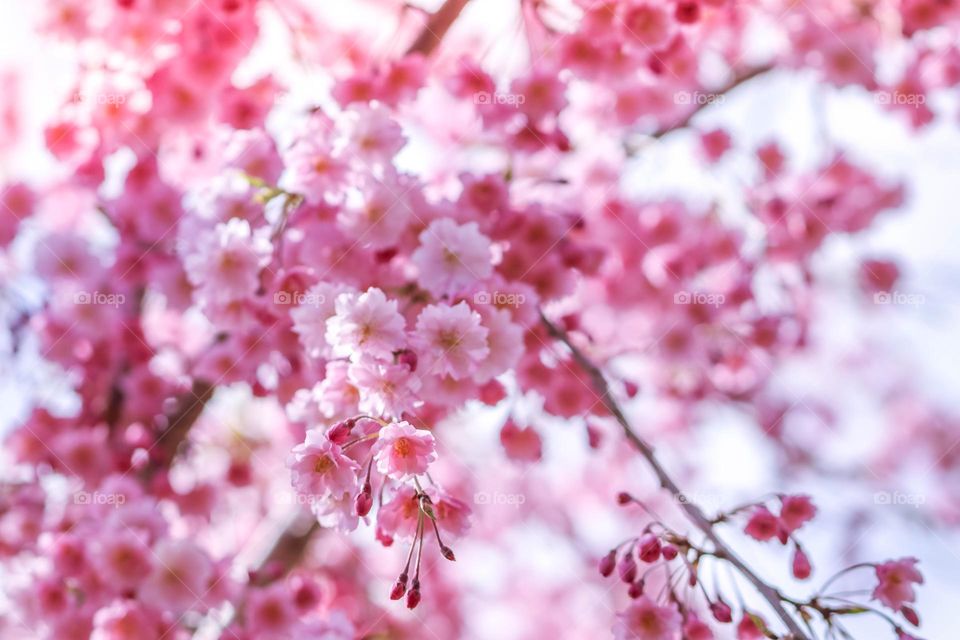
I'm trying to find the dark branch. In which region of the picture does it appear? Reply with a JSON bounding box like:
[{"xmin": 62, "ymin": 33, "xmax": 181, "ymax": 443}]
[{"xmin": 540, "ymin": 311, "xmax": 808, "ymax": 640}]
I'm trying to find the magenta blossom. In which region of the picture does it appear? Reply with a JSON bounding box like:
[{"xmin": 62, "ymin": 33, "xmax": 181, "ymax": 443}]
[{"xmin": 873, "ymin": 557, "xmax": 924, "ymax": 610}]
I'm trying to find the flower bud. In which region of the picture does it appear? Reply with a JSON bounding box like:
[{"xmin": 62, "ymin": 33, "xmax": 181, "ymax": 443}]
[
  {"xmin": 355, "ymin": 490, "xmax": 373, "ymax": 517},
  {"xmin": 661, "ymin": 544, "xmax": 678, "ymax": 560},
  {"xmin": 710, "ymin": 600, "xmax": 733, "ymax": 623},
  {"xmin": 440, "ymin": 545, "xmax": 456, "ymax": 562},
  {"xmin": 792, "ymin": 546, "xmax": 811, "ymax": 580},
  {"xmin": 638, "ymin": 533, "xmax": 661, "ymax": 563},
  {"xmin": 586, "ymin": 423, "xmax": 602, "ymax": 449},
  {"xmin": 406, "ymin": 580, "xmax": 421, "ymax": 609},
  {"xmin": 395, "ymin": 348, "xmax": 418, "ymax": 372},
  {"xmin": 327, "ymin": 420, "xmax": 353, "ymax": 444},
  {"xmin": 598, "ymin": 550, "xmax": 616, "ymax": 577},
  {"xmin": 616, "ymin": 492, "xmax": 632, "ymax": 505},
  {"xmin": 390, "ymin": 574, "xmax": 408, "ymax": 601},
  {"xmin": 627, "ymin": 579, "xmax": 645, "ymax": 599},
  {"xmin": 618, "ymin": 554, "xmax": 638, "ymax": 583},
  {"xmin": 900, "ymin": 605, "xmax": 920, "ymax": 627},
  {"xmin": 376, "ymin": 527, "xmax": 394, "ymax": 547}
]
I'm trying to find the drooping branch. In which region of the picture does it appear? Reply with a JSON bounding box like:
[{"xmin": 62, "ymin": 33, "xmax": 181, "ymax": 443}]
[
  {"xmin": 539, "ymin": 311, "xmax": 809, "ymax": 640},
  {"xmin": 405, "ymin": 0, "xmax": 472, "ymax": 56}
]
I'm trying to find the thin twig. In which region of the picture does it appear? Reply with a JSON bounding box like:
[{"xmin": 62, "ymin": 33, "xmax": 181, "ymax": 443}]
[
  {"xmin": 540, "ymin": 311, "xmax": 808, "ymax": 640},
  {"xmin": 650, "ymin": 65, "xmax": 775, "ymax": 139}
]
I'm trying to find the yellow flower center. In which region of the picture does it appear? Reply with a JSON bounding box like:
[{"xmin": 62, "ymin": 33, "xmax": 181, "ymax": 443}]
[
  {"xmin": 393, "ymin": 437, "xmax": 412, "ymax": 457},
  {"xmin": 314, "ymin": 456, "xmax": 334, "ymax": 474}
]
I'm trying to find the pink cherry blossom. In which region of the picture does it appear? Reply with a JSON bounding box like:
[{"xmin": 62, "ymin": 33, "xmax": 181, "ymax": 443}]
[
  {"xmin": 182, "ymin": 218, "xmax": 271, "ymax": 303},
  {"xmin": 613, "ymin": 597, "xmax": 682, "ymax": 640},
  {"xmin": 873, "ymin": 557, "xmax": 924, "ymax": 610},
  {"xmin": 326, "ymin": 287, "xmax": 406, "ymax": 361},
  {"xmin": 499, "ymin": 419, "xmax": 543, "ymax": 463},
  {"xmin": 344, "ymin": 104, "xmax": 406, "ymax": 163},
  {"xmin": 744, "ymin": 506, "xmax": 782, "ymax": 542},
  {"xmin": 290, "ymin": 282, "xmax": 356, "ymax": 358},
  {"xmin": 139, "ymin": 539, "xmax": 213, "ymax": 614},
  {"xmin": 473, "ymin": 307, "xmax": 524, "ymax": 382},
  {"xmin": 94, "ymin": 529, "xmax": 153, "ymax": 590},
  {"xmin": 411, "ymin": 218, "xmax": 493, "ymax": 297},
  {"xmin": 289, "ymin": 430, "xmax": 360, "ymax": 499},
  {"xmin": 245, "ymin": 583, "xmax": 296, "ymax": 637},
  {"xmin": 281, "ymin": 125, "xmax": 349, "ymax": 204},
  {"xmin": 311, "ymin": 490, "xmax": 360, "ymax": 533},
  {"xmin": 348, "ymin": 357, "xmax": 421, "ymax": 418},
  {"xmin": 90, "ymin": 600, "xmax": 163, "ymax": 640},
  {"xmin": 778, "ymin": 495, "xmax": 817, "ymax": 534},
  {"xmin": 371, "ymin": 421, "xmax": 437, "ymax": 479},
  {"xmin": 414, "ymin": 302, "xmax": 489, "ymax": 380}
]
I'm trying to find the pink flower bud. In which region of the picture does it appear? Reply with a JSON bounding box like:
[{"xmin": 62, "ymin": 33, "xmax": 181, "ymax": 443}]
[
  {"xmin": 395, "ymin": 348, "xmax": 418, "ymax": 372},
  {"xmin": 627, "ymin": 579, "xmax": 645, "ymax": 599},
  {"xmin": 792, "ymin": 546, "xmax": 812, "ymax": 580},
  {"xmin": 618, "ymin": 554, "xmax": 638, "ymax": 583},
  {"xmin": 586, "ymin": 423, "xmax": 602, "ymax": 449},
  {"xmin": 710, "ymin": 600, "xmax": 733, "ymax": 623},
  {"xmin": 901, "ymin": 605, "xmax": 920, "ymax": 627},
  {"xmin": 598, "ymin": 550, "xmax": 616, "ymax": 577},
  {"xmin": 390, "ymin": 574, "xmax": 408, "ymax": 601},
  {"xmin": 327, "ymin": 420, "xmax": 353, "ymax": 445},
  {"xmin": 441, "ymin": 545, "xmax": 456, "ymax": 562},
  {"xmin": 661, "ymin": 544, "xmax": 678, "ymax": 560},
  {"xmin": 355, "ymin": 490, "xmax": 373, "ymax": 517},
  {"xmin": 376, "ymin": 527, "xmax": 394, "ymax": 547},
  {"xmin": 406, "ymin": 582, "xmax": 421, "ymax": 609},
  {"xmin": 638, "ymin": 533, "xmax": 661, "ymax": 563},
  {"xmin": 616, "ymin": 492, "xmax": 632, "ymax": 505}
]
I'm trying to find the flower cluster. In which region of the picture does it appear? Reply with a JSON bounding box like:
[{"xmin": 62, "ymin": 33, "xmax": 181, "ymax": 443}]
[
  {"xmin": 602, "ymin": 492, "xmax": 926, "ymax": 639},
  {"xmin": 0, "ymin": 0, "xmax": 953, "ymax": 638}
]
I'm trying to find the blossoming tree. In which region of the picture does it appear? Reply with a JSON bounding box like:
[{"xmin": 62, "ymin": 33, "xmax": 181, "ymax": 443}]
[{"xmin": 0, "ymin": 0, "xmax": 955, "ymax": 638}]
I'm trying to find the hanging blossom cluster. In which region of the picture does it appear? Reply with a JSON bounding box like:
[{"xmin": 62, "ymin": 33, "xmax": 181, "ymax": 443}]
[
  {"xmin": 603, "ymin": 492, "xmax": 924, "ymax": 639},
  {"xmin": 0, "ymin": 0, "xmax": 957, "ymax": 638}
]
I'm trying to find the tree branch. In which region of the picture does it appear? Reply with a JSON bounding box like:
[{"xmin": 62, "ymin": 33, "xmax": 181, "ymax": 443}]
[
  {"xmin": 540, "ymin": 311, "xmax": 808, "ymax": 640},
  {"xmin": 650, "ymin": 65, "xmax": 774, "ymax": 139},
  {"xmin": 405, "ymin": 0, "xmax": 472, "ymax": 56},
  {"xmin": 151, "ymin": 379, "xmax": 216, "ymax": 469}
]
